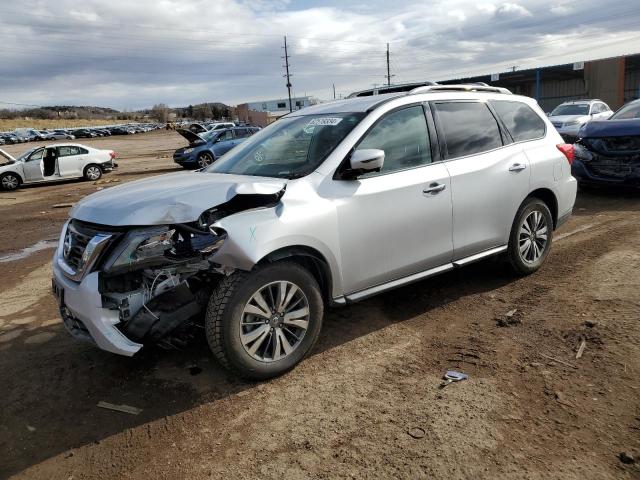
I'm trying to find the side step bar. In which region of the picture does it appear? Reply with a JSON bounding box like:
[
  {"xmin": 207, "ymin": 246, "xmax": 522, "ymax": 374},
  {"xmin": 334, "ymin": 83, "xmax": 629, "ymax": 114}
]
[{"xmin": 336, "ymin": 245, "xmax": 507, "ymax": 304}]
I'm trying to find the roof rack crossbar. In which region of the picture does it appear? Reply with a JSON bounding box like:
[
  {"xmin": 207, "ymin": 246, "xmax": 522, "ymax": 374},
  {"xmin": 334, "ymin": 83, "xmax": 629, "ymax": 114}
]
[{"xmin": 409, "ymin": 84, "xmax": 512, "ymax": 95}]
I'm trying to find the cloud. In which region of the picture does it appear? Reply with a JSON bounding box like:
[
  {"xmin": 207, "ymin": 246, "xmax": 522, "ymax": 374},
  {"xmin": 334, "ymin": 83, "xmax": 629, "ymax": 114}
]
[
  {"xmin": 495, "ymin": 2, "xmax": 532, "ymax": 18},
  {"xmin": 0, "ymin": 0, "xmax": 637, "ymax": 109}
]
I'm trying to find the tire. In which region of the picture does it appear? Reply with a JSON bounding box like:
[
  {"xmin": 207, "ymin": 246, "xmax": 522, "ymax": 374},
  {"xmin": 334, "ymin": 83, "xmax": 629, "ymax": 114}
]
[
  {"xmin": 0, "ymin": 172, "xmax": 21, "ymax": 191},
  {"xmin": 507, "ymin": 197, "xmax": 554, "ymax": 275},
  {"xmin": 83, "ymin": 164, "xmax": 102, "ymax": 181},
  {"xmin": 205, "ymin": 262, "xmax": 324, "ymax": 380},
  {"xmin": 197, "ymin": 152, "xmax": 214, "ymax": 168}
]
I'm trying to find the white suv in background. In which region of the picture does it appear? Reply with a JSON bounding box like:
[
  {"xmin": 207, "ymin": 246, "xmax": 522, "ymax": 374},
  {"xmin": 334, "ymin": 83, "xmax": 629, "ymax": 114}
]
[
  {"xmin": 548, "ymin": 99, "xmax": 613, "ymax": 139},
  {"xmin": 52, "ymin": 85, "xmax": 577, "ymax": 379}
]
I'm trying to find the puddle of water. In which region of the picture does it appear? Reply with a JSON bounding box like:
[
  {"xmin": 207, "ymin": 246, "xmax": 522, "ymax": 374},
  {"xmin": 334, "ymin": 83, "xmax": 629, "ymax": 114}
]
[{"xmin": 0, "ymin": 240, "xmax": 57, "ymax": 263}]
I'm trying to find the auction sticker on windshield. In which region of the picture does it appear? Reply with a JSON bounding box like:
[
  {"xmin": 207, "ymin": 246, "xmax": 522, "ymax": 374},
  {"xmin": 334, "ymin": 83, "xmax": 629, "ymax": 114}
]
[{"xmin": 307, "ymin": 117, "xmax": 343, "ymax": 126}]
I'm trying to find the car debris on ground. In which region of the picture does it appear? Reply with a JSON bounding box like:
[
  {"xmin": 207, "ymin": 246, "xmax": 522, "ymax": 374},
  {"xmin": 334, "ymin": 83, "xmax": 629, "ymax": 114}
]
[{"xmin": 97, "ymin": 401, "xmax": 142, "ymax": 415}]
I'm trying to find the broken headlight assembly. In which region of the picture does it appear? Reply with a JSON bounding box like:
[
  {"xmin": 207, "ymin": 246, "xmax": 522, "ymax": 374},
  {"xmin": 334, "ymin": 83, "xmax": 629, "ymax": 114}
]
[
  {"xmin": 102, "ymin": 223, "xmax": 228, "ymax": 274},
  {"xmin": 103, "ymin": 227, "xmax": 177, "ymax": 272}
]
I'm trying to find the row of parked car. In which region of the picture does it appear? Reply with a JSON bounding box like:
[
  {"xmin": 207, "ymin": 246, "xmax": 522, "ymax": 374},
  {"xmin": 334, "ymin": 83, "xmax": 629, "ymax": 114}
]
[{"xmin": 0, "ymin": 123, "xmax": 162, "ymax": 145}]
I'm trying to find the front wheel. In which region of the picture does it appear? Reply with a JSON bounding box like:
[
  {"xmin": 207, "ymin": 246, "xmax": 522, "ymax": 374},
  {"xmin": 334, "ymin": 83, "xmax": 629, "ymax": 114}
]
[
  {"xmin": 1, "ymin": 172, "xmax": 21, "ymax": 191},
  {"xmin": 205, "ymin": 262, "xmax": 324, "ymax": 380},
  {"xmin": 197, "ymin": 152, "xmax": 214, "ymax": 168},
  {"xmin": 83, "ymin": 164, "xmax": 102, "ymax": 181},
  {"xmin": 507, "ymin": 198, "xmax": 553, "ymax": 275}
]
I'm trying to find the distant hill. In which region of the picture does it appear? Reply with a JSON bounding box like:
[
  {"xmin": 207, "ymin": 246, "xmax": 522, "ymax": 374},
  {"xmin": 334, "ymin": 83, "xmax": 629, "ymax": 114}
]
[{"xmin": 0, "ymin": 101, "xmax": 232, "ymax": 122}]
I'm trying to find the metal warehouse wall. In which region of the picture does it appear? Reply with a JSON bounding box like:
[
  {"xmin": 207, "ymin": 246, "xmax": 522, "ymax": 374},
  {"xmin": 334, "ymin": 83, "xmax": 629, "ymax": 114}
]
[
  {"xmin": 537, "ymin": 77, "xmax": 587, "ymax": 113},
  {"xmin": 624, "ymin": 56, "xmax": 640, "ymax": 103},
  {"xmin": 585, "ymin": 57, "xmax": 625, "ymax": 110}
]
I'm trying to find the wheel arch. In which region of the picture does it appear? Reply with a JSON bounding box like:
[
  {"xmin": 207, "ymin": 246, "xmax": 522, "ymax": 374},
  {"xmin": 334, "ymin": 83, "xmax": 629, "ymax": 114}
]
[
  {"xmin": 1, "ymin": 170, "xmax": 23, "ymax": 184},
  {"xmin": 257, "ymin": 245, "xmax": 335, "ymax": 305},
  {"xmin": 526, "ymin": 188, "xmax": 558, "ymax": 229}
]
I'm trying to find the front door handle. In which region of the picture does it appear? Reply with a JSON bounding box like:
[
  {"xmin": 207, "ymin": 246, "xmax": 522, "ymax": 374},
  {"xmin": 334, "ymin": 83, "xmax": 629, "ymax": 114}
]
[
  {"xmin": 509, "ymin": 163, "xmax": 527, "ymax": 172},
  {"xmin": 423, "ymin": 182, "xmax": 446, "ymax": 195}
]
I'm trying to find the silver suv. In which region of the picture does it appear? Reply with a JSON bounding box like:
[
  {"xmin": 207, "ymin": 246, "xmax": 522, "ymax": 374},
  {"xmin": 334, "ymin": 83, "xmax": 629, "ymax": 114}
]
[
  {"xmin": 548, "ymin": 99, "xmax": 613, "ymax": 139},
  {"xmin": 52, "ymin": 85, "xmax": 577, "ymax": 379}
]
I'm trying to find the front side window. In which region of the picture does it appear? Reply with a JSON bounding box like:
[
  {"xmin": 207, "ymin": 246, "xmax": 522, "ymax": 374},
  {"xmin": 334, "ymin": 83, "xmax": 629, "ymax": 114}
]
[
  {"xmin": 217, "ymin": 130, "xmax": 233, "ymax": 142},
  {"xmin": 27, "ymin": 148, "xmax": 44, "ymax": 161},
  {"xmin": 206, "ymin": 112, "xmax": 364, "ymax": 179},
  {"xmin": 435, "ymin": 102, "xmax": 502, "ymax": 159},
  {"xmin": 356, "ymin": 105, "xmax": 431, "ymax": 176},
  {"xmin": 491, "ymin": 100, "xmax": 545, "ymax": 142}
]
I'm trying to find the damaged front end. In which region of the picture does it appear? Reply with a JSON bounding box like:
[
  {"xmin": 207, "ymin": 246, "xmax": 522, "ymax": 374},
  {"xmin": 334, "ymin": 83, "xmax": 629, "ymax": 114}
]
[
  {"xmin": 573, "ymin": 133, "xmax": 640, "ymax": 187},
  {"xmin": 53, "ymin": 183, "xmax": 285, "ymax": 354}
]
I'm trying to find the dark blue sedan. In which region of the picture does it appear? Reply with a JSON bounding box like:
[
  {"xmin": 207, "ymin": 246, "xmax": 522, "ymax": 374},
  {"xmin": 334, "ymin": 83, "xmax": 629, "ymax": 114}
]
[
  {"xmin": 572, "ymin": 99, "xmax": 640, "ymax": 188},
  {"xmin": 173, "ymin": 126, "xmax": 259, "ymax": 169}
]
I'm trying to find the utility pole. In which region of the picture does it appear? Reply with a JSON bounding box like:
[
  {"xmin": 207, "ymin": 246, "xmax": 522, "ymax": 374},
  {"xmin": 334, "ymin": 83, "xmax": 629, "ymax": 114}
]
[
  {"xmin": 386, "ymin": 43, "xmax": 392, "ymax": 86},
  {"xmin": 333, "ymin": 83, "xmax": 336, "ymax": 99},
  {"xmin": 282, "ymin": 36, "xmax": 293, "ymax": 113}
]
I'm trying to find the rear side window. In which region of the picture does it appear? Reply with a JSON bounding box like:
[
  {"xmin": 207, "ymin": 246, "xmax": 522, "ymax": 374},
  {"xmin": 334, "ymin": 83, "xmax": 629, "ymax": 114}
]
[
  {"xmin": 434, "ymin": 102, "xmax": 502, "ymax": 159},
  {"xmin": 234, "ymin": 128, "xmax": 250, "ymax": 139},
  {"xmin": 58, "ymin": 146, "xmax": 83, "ymax": 156},
  {"xmin": 491, "ymin": 101, "xmax": 546, "ymax": 142}
]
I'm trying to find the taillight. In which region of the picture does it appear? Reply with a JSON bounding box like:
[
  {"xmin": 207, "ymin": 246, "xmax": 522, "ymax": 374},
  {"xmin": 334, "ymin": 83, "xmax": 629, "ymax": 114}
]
[
  {"xmin": 109, "ymin": 151, "xmax": 117, "ymax": 159},
  {"xmin": 556, "ymin": 143, "xmax": 574, "ymax": 165}
]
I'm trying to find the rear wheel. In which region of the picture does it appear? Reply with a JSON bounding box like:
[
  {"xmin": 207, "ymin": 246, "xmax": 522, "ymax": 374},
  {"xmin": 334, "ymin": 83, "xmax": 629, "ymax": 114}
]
[
  {"xmin": 507, "ymin": 198, "xmax": 553, "ymax": 275},
  {"xmin": 83, "ymin": 164, "xmax": 102, "ymax": 181},
  {"xmin": 1, "ymin": 172, "xmax": 21, "ymax": 191},
  {"xmin": 205, "ymin": 262, "xmax": 324, "ymax": 380},
  {"xmin": 197, "ymin": 152, "xmax": 214, "ymax": 168}
]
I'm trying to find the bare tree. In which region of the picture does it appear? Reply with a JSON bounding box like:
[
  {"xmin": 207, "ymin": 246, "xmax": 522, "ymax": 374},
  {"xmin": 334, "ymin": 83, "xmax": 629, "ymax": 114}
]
[{"xmin": 150, "ymin": 103, "xmax": 170, "ymax": 123}]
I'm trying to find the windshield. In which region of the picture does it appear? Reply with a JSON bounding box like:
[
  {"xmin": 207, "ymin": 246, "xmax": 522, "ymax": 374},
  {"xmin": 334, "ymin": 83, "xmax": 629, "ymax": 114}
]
[
  {"xmin": 205, "ymin": 113, "xmax": 365, "ymax": 179},
  {"xmin": 551, "ymin": 104, "xmax": 589, "ymax": 116},
  {"xmin": 16, "ymin": 148, "xmax": 37, "ymax": 161},
  {"xmin": 610, "ymin": 102, "xmax": 640, "ymax": 120}
]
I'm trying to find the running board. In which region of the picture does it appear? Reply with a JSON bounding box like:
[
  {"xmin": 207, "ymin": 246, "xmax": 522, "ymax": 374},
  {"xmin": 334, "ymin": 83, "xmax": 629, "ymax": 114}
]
[
  {"xmin": 338, "ymin": 245, "xmax": 508, "ymax": 304},
  {"xmin": 452, "ymin": 245, "xmax": 507, "ymax": 267}
]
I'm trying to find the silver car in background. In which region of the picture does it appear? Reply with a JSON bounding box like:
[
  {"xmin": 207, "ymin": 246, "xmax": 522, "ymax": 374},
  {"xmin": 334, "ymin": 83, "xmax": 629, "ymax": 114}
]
[
  {"xmin": 548, "ymin": 99, "xmax": 613, "ymax": 139},
  {"xmin": 52, "ymin": 85, "xmax": 577, "ymax": 379},
  {"xmin": 0, "ymin": 143, "xmax": 116, "ymax": 190}
]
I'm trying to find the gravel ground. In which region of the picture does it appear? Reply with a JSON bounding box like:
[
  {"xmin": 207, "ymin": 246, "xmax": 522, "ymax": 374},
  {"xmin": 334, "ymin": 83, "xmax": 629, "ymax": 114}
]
[{"xmin": 0, "ymin": 130, "xmax": 638, "ymax": 479}]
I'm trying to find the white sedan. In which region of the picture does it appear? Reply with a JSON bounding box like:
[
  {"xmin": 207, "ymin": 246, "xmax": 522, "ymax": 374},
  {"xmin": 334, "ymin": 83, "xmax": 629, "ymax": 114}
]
[{"xmin": 0, "ymin": 143, "xmax": 117, "ymax": 190}]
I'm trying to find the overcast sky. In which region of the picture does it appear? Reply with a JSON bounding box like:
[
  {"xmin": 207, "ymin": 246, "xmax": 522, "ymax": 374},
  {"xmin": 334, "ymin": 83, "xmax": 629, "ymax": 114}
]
[{"xmin": 0, "ymin": 0, "xmax": 639, "ymax": 110}]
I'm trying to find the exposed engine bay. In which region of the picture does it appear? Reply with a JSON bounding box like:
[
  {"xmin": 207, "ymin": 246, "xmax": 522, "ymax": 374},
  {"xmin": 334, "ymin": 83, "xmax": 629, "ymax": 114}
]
[{"xmin": 65, "ymin": 186, "xmax": 285, "ymax": 350}]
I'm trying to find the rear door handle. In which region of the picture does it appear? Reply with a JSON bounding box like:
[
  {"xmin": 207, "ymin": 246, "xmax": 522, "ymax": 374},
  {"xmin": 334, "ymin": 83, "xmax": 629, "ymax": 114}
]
[
  {"xmin": 509, "ymin": 163, "xmax": 527, "ymax": 172},
  {"xmin": 423, "ymin": 182, "xmax": 446, "ymax": 195}
]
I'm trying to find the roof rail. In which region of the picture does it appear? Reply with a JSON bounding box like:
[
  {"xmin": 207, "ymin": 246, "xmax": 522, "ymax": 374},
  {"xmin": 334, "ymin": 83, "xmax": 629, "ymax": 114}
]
[{"xmin": 409, "ymin": 84, "xmax": 512, "ymax": 95}]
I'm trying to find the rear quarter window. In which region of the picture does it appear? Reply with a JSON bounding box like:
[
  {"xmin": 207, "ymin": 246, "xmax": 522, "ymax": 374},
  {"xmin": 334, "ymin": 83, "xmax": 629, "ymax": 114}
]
[{"xmin": 491, "ymin": 101, "xmax": 546, "ymax": 142}]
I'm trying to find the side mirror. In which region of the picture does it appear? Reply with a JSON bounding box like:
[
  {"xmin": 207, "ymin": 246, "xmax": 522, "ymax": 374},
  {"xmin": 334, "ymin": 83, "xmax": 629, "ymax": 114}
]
[{"xmin": 350, "ymin": 149, "xmax": 385, "ymax": 172}]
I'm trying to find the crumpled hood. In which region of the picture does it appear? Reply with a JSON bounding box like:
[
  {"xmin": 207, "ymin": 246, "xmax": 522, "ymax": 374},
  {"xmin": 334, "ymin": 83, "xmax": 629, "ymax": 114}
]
[
  {"xmin": 70, "ymin": 171, "xmax": 286, "ymax": 226},
  {"xmin": 578, "ymin": 118, "xmax": 640, "ymax": 138}
]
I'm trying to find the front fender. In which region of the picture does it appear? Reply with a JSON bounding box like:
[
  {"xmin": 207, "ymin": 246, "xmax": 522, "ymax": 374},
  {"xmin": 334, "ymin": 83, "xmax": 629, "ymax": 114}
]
[{"xmin": 210, "ymin": 202, "xmax": 344, "ymax": 298}]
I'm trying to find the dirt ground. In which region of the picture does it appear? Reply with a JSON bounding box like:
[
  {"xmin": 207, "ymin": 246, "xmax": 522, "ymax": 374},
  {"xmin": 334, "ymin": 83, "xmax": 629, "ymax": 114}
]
[{"xmin": 0, "ymin": 130, "xmax": 639, "ymax": 479}]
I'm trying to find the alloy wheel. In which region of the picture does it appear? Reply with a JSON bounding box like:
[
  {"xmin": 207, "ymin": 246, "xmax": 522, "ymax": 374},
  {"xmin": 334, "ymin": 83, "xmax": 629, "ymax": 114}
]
[
  {"xmin": 518, "ymin": 210, "xmax": 548, "ymax": 263},
  {"xmin": 240, "ymin": 281, "xmax": 310, "ymax": 362},
  {"xmin": 198, "ymin": 153, "xmax": 213, "ymax": 168},
  {"xmin": 1, "ymin": 174, "xmax": 18, "ymax": 190},
  {"xmin": 86, "ymin": 166, "xmax": 101, "ymax": 180}
]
